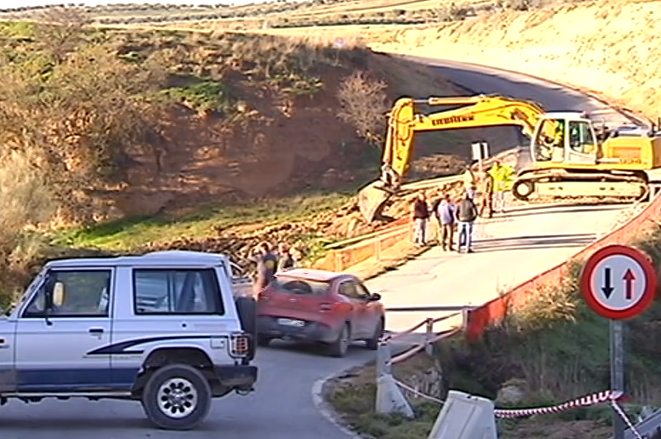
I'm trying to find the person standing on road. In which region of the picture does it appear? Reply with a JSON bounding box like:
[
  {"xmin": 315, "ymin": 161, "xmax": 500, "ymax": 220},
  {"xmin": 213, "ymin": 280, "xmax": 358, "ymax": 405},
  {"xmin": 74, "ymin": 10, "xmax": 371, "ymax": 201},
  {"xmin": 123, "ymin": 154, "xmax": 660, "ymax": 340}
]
[
  {"xmin": 489, "ymin": 160, "xmax": 514, "ymax": 214},
  {"xmin": 436, "ymin": 193, "xmax": 456, "ymax": 251},
  {"xmin": 250, "ymin": 242, "xmax": 278, "ymax": 294},
  {"xmin": 277, "ymin": 242, "xmax": 295, "ymax": 271},
  {"xmin": 454, "ymin": 191, "xmax": 478, "ymax": 253},
  {"xmin": 411, "ymin": 192, "xmax": 430, "ymax": 247},
  {"xmin": 479, "ymin": 168, "xmax": 494, "ymax": 219}
]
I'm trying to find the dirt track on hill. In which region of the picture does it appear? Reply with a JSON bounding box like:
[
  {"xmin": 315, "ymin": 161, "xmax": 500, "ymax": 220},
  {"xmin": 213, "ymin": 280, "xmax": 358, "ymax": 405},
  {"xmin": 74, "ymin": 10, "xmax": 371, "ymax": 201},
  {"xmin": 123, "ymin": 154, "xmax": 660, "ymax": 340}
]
[{"xmin": 369, "ymin": 0, "xmax": 661, "ymax": 120}]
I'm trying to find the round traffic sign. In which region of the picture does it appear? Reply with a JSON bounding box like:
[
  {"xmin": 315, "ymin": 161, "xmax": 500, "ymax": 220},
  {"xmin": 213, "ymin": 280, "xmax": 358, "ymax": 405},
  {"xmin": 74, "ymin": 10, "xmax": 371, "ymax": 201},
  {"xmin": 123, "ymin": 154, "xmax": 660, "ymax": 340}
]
[{"xmin": 580, "ymin": 244, "xmax": 658, "ymax": 320}]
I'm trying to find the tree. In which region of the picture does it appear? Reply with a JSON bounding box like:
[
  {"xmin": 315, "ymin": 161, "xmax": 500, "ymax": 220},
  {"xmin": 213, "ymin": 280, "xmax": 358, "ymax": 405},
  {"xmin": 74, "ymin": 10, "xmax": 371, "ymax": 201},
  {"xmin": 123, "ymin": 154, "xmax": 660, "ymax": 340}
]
[{"xmin": 336, "ymin": 71, "xmax": 388, "ymax": 147}]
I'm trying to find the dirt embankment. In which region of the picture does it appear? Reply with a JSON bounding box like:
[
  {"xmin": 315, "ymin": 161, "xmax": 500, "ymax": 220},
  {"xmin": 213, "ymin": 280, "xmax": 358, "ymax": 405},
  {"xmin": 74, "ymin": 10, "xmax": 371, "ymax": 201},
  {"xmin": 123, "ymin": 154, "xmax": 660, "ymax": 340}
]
[{"xmin": 369, "ymin": 0, "xmax": 661, "ymax": 119}]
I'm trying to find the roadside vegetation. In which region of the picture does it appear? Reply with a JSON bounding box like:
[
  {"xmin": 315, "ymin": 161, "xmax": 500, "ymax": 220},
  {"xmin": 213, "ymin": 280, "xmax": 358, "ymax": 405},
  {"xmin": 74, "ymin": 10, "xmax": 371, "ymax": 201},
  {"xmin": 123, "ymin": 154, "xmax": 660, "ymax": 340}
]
[{"xmin": 326, "ymin": 225, "xmax": 661, "ymax": 439}]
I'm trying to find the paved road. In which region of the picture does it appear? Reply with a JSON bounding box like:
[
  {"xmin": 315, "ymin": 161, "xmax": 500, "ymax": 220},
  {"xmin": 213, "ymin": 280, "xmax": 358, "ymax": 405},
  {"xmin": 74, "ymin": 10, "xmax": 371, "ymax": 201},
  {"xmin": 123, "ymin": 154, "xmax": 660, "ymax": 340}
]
[
  {"xmin": 367, "ymin": 202, "xmax": 632, "ymax": 332},
  {"xmin": 0, "ymin": 59, "xmax": 640, "ymax": 438}
]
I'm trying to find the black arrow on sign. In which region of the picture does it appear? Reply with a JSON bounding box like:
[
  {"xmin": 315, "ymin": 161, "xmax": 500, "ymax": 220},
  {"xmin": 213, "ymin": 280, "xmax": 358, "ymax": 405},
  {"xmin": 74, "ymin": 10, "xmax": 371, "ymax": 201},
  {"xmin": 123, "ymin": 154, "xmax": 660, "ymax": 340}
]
[{"xmin": 602, "ymin": 267, "xmax": 614, "ymax": 298}]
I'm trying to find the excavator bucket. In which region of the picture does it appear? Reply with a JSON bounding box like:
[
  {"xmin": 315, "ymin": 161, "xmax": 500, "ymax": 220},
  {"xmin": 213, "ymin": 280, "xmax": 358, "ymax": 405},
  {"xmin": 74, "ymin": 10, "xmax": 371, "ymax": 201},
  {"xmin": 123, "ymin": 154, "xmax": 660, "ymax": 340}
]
[{"xmin": 358, "ymin": 180, "xmax": 393, "ymax": 223}]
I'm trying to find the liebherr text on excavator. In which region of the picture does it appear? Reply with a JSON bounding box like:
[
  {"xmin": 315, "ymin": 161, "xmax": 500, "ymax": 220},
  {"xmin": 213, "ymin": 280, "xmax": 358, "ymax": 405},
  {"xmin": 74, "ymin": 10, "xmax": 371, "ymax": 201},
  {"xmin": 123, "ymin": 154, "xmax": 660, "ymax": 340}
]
[{"xmin": 358, "ymin": 94, "xmax": 661, "ymax": 223}]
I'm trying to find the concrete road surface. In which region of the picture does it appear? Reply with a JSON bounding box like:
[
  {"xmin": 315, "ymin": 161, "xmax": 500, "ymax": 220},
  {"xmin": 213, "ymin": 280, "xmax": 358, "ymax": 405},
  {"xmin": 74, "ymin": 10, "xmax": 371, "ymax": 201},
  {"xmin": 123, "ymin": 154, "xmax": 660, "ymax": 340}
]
[
  {"xmin": 367, "ymin": 202, "xmax": 633, "ymax": 333},
  {"xmin": 1, "ymin": 59, "xmax": 640, "ymax": 438}
]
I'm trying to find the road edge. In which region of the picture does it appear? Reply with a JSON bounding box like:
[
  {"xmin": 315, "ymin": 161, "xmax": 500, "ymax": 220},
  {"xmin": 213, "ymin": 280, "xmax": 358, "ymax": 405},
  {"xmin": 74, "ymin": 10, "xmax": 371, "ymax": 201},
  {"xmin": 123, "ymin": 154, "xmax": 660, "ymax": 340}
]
[
  {"xmin": 312, "ymin": 368, "xmax": 366, "ymax": 439},
  {"xmin": 391, "ymin": 52, "xmax": 645, "ymax": 126}
]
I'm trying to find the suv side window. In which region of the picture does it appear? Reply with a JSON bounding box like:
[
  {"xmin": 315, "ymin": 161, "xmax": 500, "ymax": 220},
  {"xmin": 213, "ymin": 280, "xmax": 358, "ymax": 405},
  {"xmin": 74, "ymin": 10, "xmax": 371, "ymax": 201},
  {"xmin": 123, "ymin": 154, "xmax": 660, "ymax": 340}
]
[
  {"xmin": 338, "ymin": 280, "xmax": 369, "ymax": 300},
  {"xmin": 23, "ymin": 269, "xmax": 112, "ymax": 318},
  {"xmin": 133, "ymin": 268, "xmax": 224, "ymax": 315}
]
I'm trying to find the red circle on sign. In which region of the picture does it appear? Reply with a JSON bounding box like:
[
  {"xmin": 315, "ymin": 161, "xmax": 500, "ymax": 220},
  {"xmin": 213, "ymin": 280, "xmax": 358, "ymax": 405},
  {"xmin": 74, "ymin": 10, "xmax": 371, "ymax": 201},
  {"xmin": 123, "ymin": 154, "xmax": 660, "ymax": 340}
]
[{"xmin": 580, "ymin": 244, "xmax": 658, "ymax": 320}]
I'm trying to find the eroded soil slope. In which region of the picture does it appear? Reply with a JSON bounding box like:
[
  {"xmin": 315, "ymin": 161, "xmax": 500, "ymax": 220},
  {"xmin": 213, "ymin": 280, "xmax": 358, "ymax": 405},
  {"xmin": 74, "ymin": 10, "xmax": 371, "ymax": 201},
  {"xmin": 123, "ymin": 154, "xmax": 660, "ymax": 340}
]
[{"xmin": 368, "ymin": 0, "xmax": 661, "ymax": 119}]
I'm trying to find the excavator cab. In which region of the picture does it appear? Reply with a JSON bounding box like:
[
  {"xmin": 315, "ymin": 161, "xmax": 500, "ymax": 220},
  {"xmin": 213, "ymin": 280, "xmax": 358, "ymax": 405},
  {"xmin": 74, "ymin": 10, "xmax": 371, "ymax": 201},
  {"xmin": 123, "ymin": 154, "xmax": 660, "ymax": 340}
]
[{"xmin": 530, "ymin": 113, "xmax": 600, "ymax": 166}]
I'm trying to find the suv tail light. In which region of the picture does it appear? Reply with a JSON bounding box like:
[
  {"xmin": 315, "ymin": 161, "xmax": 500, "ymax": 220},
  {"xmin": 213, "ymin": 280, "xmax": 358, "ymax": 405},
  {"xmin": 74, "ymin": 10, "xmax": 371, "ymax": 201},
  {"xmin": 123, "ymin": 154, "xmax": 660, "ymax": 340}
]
[
  {"xmin": 229, "ymin": 332, "xmax": 252, "ymax": 358},
  {"xmin": 319, "ymin": 303, "xmax": 333, "ymax": 312}
]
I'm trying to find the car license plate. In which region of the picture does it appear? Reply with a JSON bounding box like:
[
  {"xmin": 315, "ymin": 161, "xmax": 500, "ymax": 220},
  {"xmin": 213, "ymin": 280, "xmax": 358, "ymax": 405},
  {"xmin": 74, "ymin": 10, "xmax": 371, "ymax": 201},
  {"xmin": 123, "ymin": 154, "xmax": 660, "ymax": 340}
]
[{"xmin": 277, "ymin": 318, "xmax": 305, "ymax": 327}]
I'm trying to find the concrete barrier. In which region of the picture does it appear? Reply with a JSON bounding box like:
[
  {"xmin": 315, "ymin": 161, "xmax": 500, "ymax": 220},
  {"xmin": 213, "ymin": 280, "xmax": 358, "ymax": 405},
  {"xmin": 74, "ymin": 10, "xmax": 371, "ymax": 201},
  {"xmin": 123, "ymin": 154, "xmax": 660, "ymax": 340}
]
[{"xmin": 464, "ymin": 194, "xmax": 661, "ymax": 341}]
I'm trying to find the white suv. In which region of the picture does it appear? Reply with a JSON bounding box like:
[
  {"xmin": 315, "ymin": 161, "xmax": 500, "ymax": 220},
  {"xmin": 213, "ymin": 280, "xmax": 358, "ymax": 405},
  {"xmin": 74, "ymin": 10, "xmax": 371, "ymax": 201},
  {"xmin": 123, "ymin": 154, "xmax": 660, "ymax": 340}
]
[{"xmin": 0, "ymin": 250, "xmax": 258, "ymax": 430}]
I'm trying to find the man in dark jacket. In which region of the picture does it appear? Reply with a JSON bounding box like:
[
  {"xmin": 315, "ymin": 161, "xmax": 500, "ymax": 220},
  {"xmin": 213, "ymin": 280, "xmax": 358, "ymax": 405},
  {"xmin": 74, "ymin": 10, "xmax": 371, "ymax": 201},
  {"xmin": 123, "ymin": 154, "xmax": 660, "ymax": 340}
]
[
  {"xmin": 454, "ymin": 192, "xmax": 478, "ymax": 253},
  {"xmin": 411, "ymin": 192, "xmax": 430, "ymax": 246}
]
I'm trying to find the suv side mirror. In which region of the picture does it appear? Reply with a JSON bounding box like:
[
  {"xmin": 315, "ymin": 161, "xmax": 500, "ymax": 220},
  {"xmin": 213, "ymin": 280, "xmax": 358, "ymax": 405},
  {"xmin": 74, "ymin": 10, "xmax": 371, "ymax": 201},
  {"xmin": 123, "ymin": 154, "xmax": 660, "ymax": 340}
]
[{"xmin": 369, "ymin": 293, "xmax": 382, "ymax": 301}]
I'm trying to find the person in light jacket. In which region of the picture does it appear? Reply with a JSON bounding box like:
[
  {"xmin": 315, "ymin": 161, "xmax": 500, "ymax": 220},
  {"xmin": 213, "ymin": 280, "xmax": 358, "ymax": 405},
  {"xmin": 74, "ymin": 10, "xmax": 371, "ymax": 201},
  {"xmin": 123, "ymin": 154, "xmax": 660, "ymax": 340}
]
[{"xmin": 436, "ymin": 193, "xmax": 456, "ymax": 251}]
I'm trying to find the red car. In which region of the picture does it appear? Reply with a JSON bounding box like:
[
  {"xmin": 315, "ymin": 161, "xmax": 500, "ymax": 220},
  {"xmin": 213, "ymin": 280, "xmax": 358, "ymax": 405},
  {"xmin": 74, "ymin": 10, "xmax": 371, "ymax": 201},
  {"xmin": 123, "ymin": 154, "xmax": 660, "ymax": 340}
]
[{"xmin": 256, "ymin": 269, "xmax": 385, "ymax": 357}]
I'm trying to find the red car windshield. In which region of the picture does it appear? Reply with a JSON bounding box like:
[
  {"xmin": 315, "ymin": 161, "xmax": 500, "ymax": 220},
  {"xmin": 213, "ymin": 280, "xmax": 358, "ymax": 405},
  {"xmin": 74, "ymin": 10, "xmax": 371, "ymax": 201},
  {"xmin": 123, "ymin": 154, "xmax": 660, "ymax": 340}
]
[{"xmin": 272, "ymin": 276, "xmax": 330, "ymax": 296}]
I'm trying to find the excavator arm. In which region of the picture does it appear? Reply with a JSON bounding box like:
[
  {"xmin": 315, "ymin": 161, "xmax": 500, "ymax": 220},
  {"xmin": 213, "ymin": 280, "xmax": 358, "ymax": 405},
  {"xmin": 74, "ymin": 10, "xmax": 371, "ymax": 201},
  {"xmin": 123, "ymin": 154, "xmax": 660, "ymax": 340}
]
[{"xmin": 359, "ymin": 94, "xmax": 547, "ymax": 222}]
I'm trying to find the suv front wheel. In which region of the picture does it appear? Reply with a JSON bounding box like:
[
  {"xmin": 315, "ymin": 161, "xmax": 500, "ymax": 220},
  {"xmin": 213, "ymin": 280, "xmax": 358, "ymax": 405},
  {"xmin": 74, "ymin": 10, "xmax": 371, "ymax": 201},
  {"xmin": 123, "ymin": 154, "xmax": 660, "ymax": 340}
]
[{"xmin": 141, "ymin": 364, "xmax": 212, "ymax": 430}]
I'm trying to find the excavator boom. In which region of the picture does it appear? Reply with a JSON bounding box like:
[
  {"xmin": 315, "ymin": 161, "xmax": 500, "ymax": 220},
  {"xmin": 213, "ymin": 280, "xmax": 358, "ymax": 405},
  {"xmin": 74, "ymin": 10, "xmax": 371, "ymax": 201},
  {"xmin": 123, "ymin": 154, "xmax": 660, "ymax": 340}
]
[{"xmin": 358, "ymin": 94, "xmax": 547, "ymax": 222}]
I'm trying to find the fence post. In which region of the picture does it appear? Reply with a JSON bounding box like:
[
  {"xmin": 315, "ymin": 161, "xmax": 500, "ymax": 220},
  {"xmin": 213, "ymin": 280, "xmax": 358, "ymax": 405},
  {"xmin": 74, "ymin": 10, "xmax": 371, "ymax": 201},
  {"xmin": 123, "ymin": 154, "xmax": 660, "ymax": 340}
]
[
  {"xmin": 376, "ymin": 339, "xmax": 392, "ymax": 378},
  {"xmin": 335, "ymin": 250, "xmax": 343, "ymax": 272},
  {"xmin": 375, "ymin": 340, "xmax": 414, "ymax": 418},
  {"xmin": 461, "ymin": 307, "xmax": 470, "ymax": 333},
  {"xmin": 424, "ymin": 317, "xmax": 434, "ymax": 356}
]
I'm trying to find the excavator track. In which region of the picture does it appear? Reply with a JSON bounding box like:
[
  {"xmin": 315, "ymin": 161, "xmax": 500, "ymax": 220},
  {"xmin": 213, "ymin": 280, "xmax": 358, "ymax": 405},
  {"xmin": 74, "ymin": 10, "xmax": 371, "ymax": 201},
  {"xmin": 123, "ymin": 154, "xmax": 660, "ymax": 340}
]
[{"xmin": 511, "ymin": 168, "xmax": 651, "ymax": 203}]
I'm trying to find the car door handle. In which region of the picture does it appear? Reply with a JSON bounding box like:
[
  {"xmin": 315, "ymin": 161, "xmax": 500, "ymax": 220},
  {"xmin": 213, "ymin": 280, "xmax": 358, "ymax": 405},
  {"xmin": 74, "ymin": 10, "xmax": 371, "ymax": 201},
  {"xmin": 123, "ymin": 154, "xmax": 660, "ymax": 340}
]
[{"xmin": 88, "ymin": 328, "xmax": 104, "ymax": 335}]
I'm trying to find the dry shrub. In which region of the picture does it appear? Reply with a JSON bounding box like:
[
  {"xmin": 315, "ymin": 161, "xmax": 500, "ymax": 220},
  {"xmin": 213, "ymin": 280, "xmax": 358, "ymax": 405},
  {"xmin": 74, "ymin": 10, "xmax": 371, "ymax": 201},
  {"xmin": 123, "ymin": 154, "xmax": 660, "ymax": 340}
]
[
  {"xmin": 337, "ymin": 70, "xmax": 388, "ymax": 146},
  {"xmin": 34, "ymin": 6, "xmax": 91, "ymax": 62},
  {"xmin": 0, "ymin": 35, "xmax": 168, "ymax": 225},
  {"xmin": 0, "ymin": 150, "xmax": 54, "ymax": 308}
]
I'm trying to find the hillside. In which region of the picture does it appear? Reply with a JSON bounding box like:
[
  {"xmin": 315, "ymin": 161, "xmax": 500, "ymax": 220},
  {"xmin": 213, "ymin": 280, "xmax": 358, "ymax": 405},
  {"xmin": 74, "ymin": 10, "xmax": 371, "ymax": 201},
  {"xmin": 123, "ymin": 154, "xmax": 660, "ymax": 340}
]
[{"xmin": 364, "ymin": 0, "xmax": 661, "ymax": 120}]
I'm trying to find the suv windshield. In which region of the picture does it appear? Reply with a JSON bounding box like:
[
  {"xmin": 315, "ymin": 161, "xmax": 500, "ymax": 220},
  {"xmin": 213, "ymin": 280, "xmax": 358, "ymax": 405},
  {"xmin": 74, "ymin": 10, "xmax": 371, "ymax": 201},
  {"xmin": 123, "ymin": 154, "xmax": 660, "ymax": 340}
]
[{"xmin": 273, "ymin": 276, "xmax": 329, "ymax": 296}]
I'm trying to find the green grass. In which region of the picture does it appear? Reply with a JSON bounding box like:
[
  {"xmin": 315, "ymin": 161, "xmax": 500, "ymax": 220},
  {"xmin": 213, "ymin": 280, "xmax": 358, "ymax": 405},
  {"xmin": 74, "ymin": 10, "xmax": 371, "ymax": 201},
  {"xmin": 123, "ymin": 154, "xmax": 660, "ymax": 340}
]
[
  {"xmin": 327, "ymin": 378, "xmax": 441, "ymax": 439},
  {"xmin": 163, "ymin": 77, "xmax": 236, "ymax": 113},
  {"xmin": 52, "ymin": 192, "xmax": 352, "ymax": 251}
]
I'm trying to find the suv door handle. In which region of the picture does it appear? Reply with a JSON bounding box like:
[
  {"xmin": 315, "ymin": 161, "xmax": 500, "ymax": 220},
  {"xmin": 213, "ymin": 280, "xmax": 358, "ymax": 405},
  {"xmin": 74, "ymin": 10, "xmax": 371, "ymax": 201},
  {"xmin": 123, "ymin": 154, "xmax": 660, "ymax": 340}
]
[{"xmin": 88, "ymin": 328, "xmax": 104, "ymax": 335}]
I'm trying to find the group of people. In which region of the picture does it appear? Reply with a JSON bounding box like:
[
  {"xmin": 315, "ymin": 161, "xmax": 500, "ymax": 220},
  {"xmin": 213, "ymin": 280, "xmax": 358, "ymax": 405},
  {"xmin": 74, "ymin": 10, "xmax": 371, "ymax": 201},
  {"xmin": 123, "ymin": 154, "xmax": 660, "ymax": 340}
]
[
  {"xmin": 248, "ymin": 242, "xmax": 301, "ymax": 293},
  {"xmin": 411, "ymin": 159, "xmax": 515, "ymax": 253}
]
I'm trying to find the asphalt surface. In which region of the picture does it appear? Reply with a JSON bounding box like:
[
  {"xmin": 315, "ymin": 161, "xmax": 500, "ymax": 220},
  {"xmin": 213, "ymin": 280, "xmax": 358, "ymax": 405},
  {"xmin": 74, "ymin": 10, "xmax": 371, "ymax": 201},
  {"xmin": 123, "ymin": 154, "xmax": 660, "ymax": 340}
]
[{"xmin": 0, "ymin": 59, "xmax": 640, "ymax": 438}]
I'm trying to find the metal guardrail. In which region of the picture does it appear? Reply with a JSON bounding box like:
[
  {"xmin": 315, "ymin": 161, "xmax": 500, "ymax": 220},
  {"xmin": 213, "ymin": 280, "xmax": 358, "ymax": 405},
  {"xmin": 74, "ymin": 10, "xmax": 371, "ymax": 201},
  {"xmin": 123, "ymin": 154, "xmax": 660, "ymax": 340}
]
[
  {"xmin": 616, "ymin": 408, "xmax": 661, "ymax": 439},
  {"xmin": 374, "ymin": 305, "xmax": 472, "ymax": 410}
]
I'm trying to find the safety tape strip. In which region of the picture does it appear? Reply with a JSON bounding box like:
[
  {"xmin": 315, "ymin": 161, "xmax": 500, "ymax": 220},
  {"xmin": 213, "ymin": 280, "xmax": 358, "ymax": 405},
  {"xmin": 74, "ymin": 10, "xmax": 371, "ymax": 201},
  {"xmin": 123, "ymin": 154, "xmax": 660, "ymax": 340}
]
[
  {"xmin": 392, "ymin": 380, "xmax": 625, "ymax": 421},
  {"xmin": 493, "ymin": 390, "xmax": 624, "ymax": 418}
]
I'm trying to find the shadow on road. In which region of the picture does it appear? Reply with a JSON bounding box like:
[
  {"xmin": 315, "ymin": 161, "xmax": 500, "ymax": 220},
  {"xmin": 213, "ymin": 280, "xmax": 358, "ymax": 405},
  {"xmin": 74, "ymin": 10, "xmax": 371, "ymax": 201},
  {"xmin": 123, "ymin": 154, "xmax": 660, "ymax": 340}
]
[
  {"xmin": 263, "ymin": 340, "xmax": 369, "ymax": 358},
  {"xmin": 474, "ymin": 232, "xmax": 595, "ymax": 253},
  {"xmin": 499, "ymin": 204, "xmax": 625, "ymax": 219}
]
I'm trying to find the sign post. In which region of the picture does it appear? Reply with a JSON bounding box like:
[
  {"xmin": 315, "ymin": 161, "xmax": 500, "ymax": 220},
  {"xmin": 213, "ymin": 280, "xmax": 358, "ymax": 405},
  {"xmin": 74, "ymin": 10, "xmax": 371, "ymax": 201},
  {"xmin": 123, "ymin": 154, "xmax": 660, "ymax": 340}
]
[
  {"xmin": 580, "ymin": 244, "xmax": 658, "ymax": 439},
  {"xmin": 471, "ymin": 142, "xmax": 490, "ymax": 173}
]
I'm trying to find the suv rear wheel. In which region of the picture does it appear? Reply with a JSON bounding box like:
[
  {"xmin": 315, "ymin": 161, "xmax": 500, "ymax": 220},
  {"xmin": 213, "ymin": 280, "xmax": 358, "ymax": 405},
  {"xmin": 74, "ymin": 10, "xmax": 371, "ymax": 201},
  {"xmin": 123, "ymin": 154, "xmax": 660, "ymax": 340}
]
[{"xmin": 142, "ymin": 364, "xmax": 212, "ymax": 430}]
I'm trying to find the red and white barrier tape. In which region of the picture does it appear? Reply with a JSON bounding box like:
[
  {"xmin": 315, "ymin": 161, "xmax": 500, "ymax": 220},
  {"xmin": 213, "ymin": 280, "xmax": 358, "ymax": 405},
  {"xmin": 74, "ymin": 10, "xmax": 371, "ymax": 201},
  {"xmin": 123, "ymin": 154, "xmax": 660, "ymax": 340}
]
[
  {"xmin": 494, "ymin": 390, "xmax": 624, "ymax": 418},
  {"xmin": 392, "ymin": 381, "xmax": 625, "ymax": 422}
]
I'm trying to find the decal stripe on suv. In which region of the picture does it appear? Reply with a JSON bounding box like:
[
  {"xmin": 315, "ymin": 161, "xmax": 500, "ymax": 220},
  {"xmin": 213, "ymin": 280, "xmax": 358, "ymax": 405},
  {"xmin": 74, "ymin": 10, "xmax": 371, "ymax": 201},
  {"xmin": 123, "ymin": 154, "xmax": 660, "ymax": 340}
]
[{"xmin": 86, "ymin": 335, "xmax": 223, "ymax": 355}]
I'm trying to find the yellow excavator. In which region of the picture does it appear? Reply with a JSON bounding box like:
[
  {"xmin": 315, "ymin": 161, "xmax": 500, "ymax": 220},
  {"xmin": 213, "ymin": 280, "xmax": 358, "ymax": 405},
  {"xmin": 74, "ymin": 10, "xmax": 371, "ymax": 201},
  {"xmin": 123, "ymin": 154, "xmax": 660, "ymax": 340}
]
[{"xmin": 358, "ymin": 94, "xmax": 661, "ymax": 223}]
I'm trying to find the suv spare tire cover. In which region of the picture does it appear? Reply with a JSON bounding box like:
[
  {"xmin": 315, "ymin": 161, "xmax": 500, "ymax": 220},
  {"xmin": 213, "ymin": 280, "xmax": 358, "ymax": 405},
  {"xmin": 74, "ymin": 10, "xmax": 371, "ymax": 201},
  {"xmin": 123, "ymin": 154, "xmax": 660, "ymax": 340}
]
[
  {"xmin": 235, "ymin": 296, "xmax": 257, "ymax": 334},
  {"xmin": 235, "ymin": 296, "xmax": 257, "ymax": 361}
]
